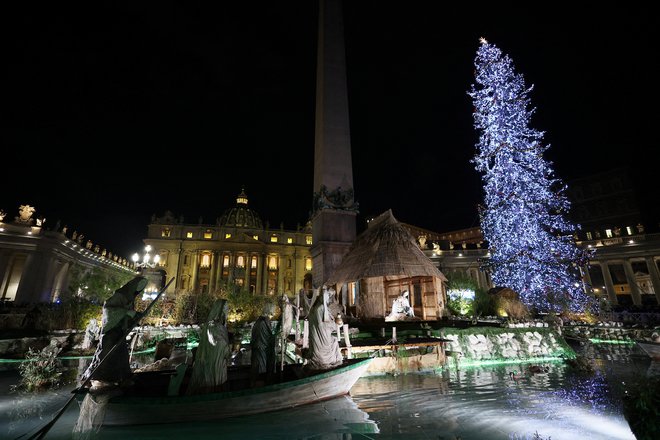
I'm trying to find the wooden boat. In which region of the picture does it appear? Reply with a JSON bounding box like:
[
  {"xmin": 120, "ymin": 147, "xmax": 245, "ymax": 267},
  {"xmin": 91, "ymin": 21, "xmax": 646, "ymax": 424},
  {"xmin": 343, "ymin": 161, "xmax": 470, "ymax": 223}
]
[
  {"xmin": 87, "ymin": 357, "xmax": 372, "ymax": 426},
  {"xmin": 636, "ymin": 339, "xmax": 660, "ymax": 360}
]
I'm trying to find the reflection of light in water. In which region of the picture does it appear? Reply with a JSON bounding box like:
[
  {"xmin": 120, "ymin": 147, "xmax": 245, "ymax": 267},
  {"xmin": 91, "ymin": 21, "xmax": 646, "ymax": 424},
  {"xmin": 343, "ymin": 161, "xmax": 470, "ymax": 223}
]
[
  {"xmin": 1, "ymin": 344, "xmax": 649, "ymax": 439},
  {"xmin": 350, "ymin": 363, "xmax": 636, "ymax": 440}
]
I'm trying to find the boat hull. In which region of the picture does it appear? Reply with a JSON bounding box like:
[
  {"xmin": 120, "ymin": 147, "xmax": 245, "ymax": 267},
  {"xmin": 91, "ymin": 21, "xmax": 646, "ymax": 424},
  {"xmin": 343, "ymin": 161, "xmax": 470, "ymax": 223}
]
[
  {"xmin": 99, "ymin": 358, "xmax": 372, "ymax": 426},
  {"xmin": 636, "ymin": 340, "xmax": 660, "ymax": 360}
]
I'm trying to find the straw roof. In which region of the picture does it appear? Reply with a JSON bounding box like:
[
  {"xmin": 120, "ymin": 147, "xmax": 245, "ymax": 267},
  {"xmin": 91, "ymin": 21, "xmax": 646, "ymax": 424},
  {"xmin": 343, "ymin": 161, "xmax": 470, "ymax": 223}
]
[{"xmin": 326, "ymin": 209, "xmax": 447, "ymax": 285}]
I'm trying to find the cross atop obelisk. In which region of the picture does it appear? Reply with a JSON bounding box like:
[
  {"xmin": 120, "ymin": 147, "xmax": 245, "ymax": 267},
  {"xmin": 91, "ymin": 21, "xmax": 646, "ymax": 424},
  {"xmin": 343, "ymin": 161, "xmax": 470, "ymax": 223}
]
[{"xmin": 310, "ymin": 0, "xmax": 357, "ymax": 287}]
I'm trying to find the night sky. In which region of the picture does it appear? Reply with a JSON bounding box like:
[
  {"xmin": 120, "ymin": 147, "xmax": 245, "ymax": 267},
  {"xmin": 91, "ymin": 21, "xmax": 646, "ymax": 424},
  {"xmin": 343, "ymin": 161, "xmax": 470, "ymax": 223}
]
[{"xmin": 2, "ymin": 2, "xmax": 658, "ymax": 258}]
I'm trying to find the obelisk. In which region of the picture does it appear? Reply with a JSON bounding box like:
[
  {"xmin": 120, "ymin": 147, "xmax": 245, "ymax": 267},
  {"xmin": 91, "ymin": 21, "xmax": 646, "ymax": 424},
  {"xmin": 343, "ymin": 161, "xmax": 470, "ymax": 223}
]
[{"xmin": 310, "ymin": 0, "xmax": 357, "ymax": 286}]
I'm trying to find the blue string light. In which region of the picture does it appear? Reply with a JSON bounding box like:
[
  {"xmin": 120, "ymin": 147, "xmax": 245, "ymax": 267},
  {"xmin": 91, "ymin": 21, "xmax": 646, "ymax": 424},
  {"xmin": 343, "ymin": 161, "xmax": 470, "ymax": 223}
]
[{"xmin": 468, "ymin": 39, "xmax": 595, "ymax": 313}]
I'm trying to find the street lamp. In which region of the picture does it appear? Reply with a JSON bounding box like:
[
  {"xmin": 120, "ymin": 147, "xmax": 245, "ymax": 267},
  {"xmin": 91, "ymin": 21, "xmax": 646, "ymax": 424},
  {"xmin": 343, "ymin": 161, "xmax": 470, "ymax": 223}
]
[
  {"xmin": 132, "ymin": 245, "xmax": 165, "ymax": 300},
  {"xmin": 132, "ymin": 245, "xmax": 160, "ymax": 269}
]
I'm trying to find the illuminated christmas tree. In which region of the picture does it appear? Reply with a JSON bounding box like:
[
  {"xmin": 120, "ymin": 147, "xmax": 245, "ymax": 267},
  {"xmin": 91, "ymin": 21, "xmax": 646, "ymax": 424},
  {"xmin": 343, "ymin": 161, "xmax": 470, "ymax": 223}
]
[{"xmin": 468, "ymin": 38, "xmax": 593, "ymax": 313}]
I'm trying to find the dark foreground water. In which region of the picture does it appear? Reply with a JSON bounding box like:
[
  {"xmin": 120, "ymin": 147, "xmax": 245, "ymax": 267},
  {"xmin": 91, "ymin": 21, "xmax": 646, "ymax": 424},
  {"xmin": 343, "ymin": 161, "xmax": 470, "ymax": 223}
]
[{"xmin": 1, "ymin": 342, "xmax": 655, "ymax": 440}]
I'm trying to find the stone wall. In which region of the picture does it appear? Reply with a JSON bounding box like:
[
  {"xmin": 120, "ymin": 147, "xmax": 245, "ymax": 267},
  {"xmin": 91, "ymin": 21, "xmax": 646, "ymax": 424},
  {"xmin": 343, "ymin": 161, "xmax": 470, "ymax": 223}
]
[
  {"xmin": 440, "ymin": 327, "xmax": 572, "ymax": 362},
  {"xmin": 564, "ymin": 323, "xmax": 656, "ymax": 342},
  {"xmin": 0, "ymin": 330, "xmax": 83, "ymax": 358}
]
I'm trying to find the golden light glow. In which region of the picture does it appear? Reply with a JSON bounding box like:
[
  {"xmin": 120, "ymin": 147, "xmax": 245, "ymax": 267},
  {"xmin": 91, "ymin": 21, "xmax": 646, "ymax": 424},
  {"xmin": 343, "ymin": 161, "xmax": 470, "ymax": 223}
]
[
  {"xmin": 200, "ymin": 253, "xmax": 211, "ymax": 268},
  {"xmin": 253, "ymin": 235, "xmax": 259, "ymax": 240},
  {"xmin": 204, "ymin": 231, "xmax": 213, "ymax": 239},
  {"xmin": 251, "ymin": 256, "xmax": 258, "ymax": 269},
  {"xmin": 225, "ymin": 233, "xmax": 232, "ymax": 239},
  {"xmin": 223, "ymin": 255, "xmax": 230, "ymax": 267},
  {"xmin": 268, "ymin": 255, "xmax": 278, "ymax": 270},
  {"xmin": 237, "ymin": 255, "xmax": 245, "ymax": 268},
  {"xmin": 306, "ymin": 235, "xmax": 312, "ymax": 245},
  {"xmin": 186, "ymin": 232, "xmax": 193, "ymax": 238},
  {"xmin": 161, "ymin": 228, "xmax": 171, "ymax": 237},
  {"xmin": 305, "ymin": 257, "xmax": 312, "ymax": 271},
  {"xmin": 287, "ymin": 237, "xmax": 293, "ymax": 244},
  {"xmin": 270, "ymin": 236, "xmax": 278, "ymax": 243}
]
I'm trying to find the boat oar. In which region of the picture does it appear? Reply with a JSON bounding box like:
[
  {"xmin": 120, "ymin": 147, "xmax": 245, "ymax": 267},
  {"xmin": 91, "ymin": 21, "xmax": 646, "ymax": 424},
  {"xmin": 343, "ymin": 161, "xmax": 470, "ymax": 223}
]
[{"xmin": 17, "ymin": 277, "xmax": 175, "ymax": 440}]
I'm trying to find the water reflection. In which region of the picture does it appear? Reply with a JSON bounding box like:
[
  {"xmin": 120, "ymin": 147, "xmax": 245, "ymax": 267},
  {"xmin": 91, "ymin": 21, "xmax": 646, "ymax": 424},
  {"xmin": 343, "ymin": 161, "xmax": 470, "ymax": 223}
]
[
  {"xmin": 1, "ymin": 343, "xmax": 653, "ymax": 439},
  {"xmin": 350, "ymin": 350, "xmax": 643, "ymax": 440}
]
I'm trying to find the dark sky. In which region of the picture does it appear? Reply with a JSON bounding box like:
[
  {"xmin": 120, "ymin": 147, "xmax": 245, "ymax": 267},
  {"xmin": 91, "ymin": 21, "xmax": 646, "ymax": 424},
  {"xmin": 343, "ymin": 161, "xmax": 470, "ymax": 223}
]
[{"xmin": 2, "ymin": 2, "xmax": 658, "ymax": 258}]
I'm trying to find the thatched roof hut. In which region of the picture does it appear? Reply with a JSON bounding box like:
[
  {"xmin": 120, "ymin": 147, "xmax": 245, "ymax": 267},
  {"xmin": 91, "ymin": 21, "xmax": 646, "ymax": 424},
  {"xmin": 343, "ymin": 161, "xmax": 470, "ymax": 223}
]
[{"xmin": 327, "ymin": 209, "xmax": 447, "ymax": 321}]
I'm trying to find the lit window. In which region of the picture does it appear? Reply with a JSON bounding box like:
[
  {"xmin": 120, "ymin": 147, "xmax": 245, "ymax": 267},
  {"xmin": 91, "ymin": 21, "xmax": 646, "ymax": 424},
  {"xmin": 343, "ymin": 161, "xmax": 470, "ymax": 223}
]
[
  {"xmin": 204, "ymin": 230, "xmax": 213, "ymax": 239},
  {"xmin": 626, "ymin": 226, "xmax": 633, "ymax": 235},
  {"xmin": 306, "ymin": 235, "xmax": 312, "ymax": 245},
  {"xmin": 270, "ymin": 235, "xmax": 278, "ymax": 243},
  {"xmin": 586, "ymin": 232, "xmax": 593, "ymax": 240},
  {"xmin": 251, "ymin": 256, "xmax": 258, "ymax": 269},
  {"xmin": 223, "ymin": 255, "xmax": 230, "ymax": 267},
  {"xmin": 605, "ymin": 229, "xmax": 613, "ymax": 238},
  {"xmin": 200, "ymin": 254, "xmax": 211, "ymax": 268},
  {"xmin": 253, "ymin": 235, "xmax": 259, "ymax": 240},
  {"xmin": 161, "ymin": 228, "xmax": 171, "ymax": 237},
  {"xmin": 237, "ymin": 255, "xmax": 245, "ymax": 268},
  {"xmin": 225, "ymin": 233, "xmax": 232, "ymax": 239},
  {"xmin": 305, "ymin": 257, "xmax": 312, "ymax": 271},
  {"xmin": 268, "ymin": 256, "xmax": 278, "ymax": 270},
  {"xmin": 186, "ymin": 232, "xmax": 193, "ymax": 238},
  {"xmin": 287, "ymin": 237, "xmax": 293, "ymax": 244}
]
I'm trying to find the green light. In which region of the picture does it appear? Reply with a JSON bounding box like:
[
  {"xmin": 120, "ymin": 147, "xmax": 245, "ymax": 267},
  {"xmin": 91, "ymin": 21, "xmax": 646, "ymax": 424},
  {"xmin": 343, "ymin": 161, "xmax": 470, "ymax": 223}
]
[
  {"xmin": 445, "ymin": 356, "xmax": 566, "ymax": 369},
  {"xmin": 588, "ymin": 338, "xmax": 635, "ymax": 345},
  {"xmin": 0, "ymin": 358, "xmax": 27, "ymax": 364},
  {"xmin": 0, "ymin": 347, "xmax": 158, "ymax": 364}
]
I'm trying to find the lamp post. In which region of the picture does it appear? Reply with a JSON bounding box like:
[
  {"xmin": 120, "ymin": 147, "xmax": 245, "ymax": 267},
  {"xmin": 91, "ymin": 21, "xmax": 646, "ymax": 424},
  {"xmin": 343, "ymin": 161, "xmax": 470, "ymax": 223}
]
[
  {"xmin": 132, "ymin": 245, "xmax": 160, "ymax": 269},
  {"xmin": 132, "ymin": 245, "xmax": 163, "ymax": 300}
]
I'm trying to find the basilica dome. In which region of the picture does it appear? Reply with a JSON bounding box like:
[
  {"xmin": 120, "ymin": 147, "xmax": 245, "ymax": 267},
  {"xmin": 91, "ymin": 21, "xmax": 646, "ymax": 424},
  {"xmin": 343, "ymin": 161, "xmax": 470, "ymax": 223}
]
[{"xmin": 218, "ymin": 188, "xmax": 263, "ymax": 229}]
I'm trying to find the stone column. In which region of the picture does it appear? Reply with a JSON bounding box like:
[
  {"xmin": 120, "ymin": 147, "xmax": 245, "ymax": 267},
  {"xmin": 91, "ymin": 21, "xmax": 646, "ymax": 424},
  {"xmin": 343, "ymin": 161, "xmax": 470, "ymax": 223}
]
[
  {"xmin": 243, "ymin": 256, "xmax": 250, "ymax": 289},
  {"xmin": 190, "ymin": 251, "xmax": 199, "ymax": 293},
  {"xmin": 215, "ymin": 252, "xmax": 224, "ymax": 288},
  {"xmin": 173, "ymin": 249, "xmax": 183, "ymax": 294},
  {"xmin": 255, "ymin": 253, "xmax": 263, "ymax": 294},
  {"xmin": 600, "ymin": 262, "xmax": 618, "ymax": 305},
  {"xmin": 645, "ymin": 257, "xmax": 660, "ymax": 305},
  {"xmin": 622, "ymin": 259, "xmax": 642, "ymax": 305},
  {"xmin": 14, "ymin": 253, "xmax": 38, "ymax": 302},
  {"xmin": 261, "ymin": 253, "xmax": 268, "ymax": 294},
  {"xmin": 581, "ymin": 264, "xmax": 593, "ymax": 295},
  {"xmin": 581, "ymin": 265, "xmax": 593, "ymax": 288},
  {"xmin": 209, "ymin": 251, "xmax": 217, "ymax": 293},
  {"xmin": 0, "ymin": 249, "xmax": 12, "ymax": 295}
]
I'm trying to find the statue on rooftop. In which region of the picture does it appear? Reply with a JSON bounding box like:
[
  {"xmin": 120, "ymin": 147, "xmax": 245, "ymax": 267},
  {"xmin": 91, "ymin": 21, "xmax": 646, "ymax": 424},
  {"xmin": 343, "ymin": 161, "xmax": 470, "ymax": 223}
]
[{"xmin": 16, "ymin": 205, "xmax": 35, "ymax": 224}]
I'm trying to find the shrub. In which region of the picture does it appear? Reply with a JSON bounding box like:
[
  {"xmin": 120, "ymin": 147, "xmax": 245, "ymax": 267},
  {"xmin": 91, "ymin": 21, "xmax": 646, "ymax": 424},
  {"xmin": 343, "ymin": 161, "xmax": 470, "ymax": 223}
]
[{"xmin": 11, "ymin": 345, "xmax": 63, "ymax": 392}]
